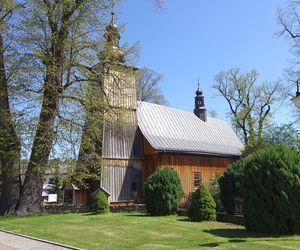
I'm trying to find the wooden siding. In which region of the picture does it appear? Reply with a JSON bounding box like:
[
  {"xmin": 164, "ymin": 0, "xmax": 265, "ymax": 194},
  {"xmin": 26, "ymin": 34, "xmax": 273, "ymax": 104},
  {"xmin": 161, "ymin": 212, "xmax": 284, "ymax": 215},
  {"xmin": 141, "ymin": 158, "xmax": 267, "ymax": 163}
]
[
  {"xmin": 143, "ymin": 152, "xmax": 236, "ymax": 205},
  {"xmin": 102, "ymin": 111, "xmax": 143, "ymax": 160},
  {"xmin": 74, "ymin": 190, "xmax": 88, "ymax": 205},
  {"xmin": 63, "ymin": 190, "xmax": 87, "ymax": 205},
  {"xmin": 103, "ymin": 159, "xmax": 143, "ymax": 169},
  {"xmin": 143, "ymin": 135, "xmax": 156, "ymax": 156},
  {"xmin": 161, "ymin": 154, "xmax": 235, "ymax": 204},
  {"xmin": 103, "ymin": 66, "xmax": 137, "ymax": 110},
  {"xmin": 143, "ymin": 154, "xmax": 160, "ymax": 179},
  {"xmin": 101, "ymin": 164, "xmax": 143, "ymax": 202}
]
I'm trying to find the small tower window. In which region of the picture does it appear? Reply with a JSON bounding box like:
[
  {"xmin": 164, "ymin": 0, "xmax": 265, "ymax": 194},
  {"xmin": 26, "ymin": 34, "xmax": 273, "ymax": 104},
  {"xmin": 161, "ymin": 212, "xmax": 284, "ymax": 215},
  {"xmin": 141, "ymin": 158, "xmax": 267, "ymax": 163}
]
[
  {"xmin": 193, "ymin": 172, "xmax": 202, "ymax": 188},
  {"xmin": 131, "ymin": 181, "xmax": 137, "ymax": 192}
]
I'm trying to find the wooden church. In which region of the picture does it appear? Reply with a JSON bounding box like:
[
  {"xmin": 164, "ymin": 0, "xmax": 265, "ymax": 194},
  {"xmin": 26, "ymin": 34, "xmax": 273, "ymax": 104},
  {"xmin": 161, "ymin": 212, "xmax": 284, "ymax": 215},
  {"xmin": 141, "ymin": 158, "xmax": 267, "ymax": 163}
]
[{"xmin": 87, "ymin": 13, "xmax": 243, "ymax": 205}]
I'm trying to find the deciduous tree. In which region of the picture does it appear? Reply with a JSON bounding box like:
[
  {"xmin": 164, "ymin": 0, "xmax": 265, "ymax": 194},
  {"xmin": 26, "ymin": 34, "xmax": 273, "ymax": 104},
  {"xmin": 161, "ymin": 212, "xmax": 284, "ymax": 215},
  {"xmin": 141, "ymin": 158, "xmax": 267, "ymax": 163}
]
[
  {"xmin": 277, "ymin": 0, "xmax": 300, "ymax": 121},
  {"xmin": 136, "ymin": 67, "xmax": 167, "ymax": 105},
  {"xmin": 0, "ymin": 0, "xmax": 24, "ymax": 215},
  {"xmin": 213, "ymin": 68, "xmax": 284, "ymax": 154},
  {"xmin": 14, "ymin": 0, "xmax": 112, "ymax": 215}
]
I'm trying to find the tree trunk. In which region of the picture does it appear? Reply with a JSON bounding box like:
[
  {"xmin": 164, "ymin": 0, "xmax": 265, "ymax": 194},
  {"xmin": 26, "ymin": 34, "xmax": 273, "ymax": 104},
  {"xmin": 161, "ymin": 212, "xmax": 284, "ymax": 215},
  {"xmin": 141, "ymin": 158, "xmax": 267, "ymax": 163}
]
[
  {"xmin": 13, "ymin": 0, "xmax": 87, "ymax": 214},
  {"xmin": 0, "ymin": 31, "xmax": 21, "ymax": 215},
  {"xmin": 15, "ymin": 67, "xmax": 62, "ymax": 215},
  {"xmin": 15, "ymin": 27, "xmax": 66, "ymax": 214}
]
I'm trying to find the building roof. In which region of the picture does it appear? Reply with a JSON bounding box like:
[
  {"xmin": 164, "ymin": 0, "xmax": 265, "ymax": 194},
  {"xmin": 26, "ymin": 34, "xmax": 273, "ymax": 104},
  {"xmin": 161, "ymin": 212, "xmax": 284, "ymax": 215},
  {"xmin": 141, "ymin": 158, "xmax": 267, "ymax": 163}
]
[
  {"xmin": 137, "ymin": 101, "xmax": 244, "ymax": 157},
  {"xmin": 61, "ymin": 183, "xmax": 80, "ymax": 191}
]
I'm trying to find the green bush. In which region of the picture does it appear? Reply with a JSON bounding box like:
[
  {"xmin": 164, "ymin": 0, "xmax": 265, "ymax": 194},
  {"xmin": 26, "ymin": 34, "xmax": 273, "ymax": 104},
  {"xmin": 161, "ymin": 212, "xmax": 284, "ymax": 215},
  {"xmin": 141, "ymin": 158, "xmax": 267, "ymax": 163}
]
[
  {"xmin": 208, "ymin": 174, "xmax": 224, "ymax": 213},
  {"xmin": 242, "ymin": 145, "xmax": 300, "ymax": 234},
  {"xmin": 145, "ymin": 167, "xmax": 183, "ymax": 215},
  {"xmin": 91, "ymin": 191, "xmax": 109, "ymax": 214},
  {"xmin": 219, "ymin": 159, "xmax": 246, "ymax": 215},
  {"xmin": 188, "ymin": 185, "xmax": 216, "ymax": 222}
]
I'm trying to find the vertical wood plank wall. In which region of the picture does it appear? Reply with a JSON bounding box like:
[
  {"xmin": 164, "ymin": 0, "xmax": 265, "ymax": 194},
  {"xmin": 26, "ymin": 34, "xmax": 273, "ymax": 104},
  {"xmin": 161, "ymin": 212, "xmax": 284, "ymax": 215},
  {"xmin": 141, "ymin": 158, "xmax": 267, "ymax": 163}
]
[
  {"xmin": 74, "ymin": 190, "xmax": 88, "ymax": 205},
  {"xmin": 102, "ymin": 159, "xmax": 143, "ymax": 202},
  {"xmin": 161, "ymin": 154, "xmax": 235, "ymax": 204},
  {"xmin": 143, "ymin": 152, "xmax": 236, "ymax": 204}
]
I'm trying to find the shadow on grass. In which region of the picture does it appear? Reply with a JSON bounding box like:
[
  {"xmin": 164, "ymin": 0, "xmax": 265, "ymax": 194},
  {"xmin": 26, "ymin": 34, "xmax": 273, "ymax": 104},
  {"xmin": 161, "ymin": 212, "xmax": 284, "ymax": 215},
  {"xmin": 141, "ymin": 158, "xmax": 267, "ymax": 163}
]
[
  {"xmin": 123, "ymin": 213, "xmax": 151, "ymax": 217},
  {"xmin": 199, "ymin": 242, "xmax": 220, "ymax": 248},
  {"xmin": 204, "ymin": 228, "xmax": 272, "ymax": 239},
  {"xmin": 82, "ymin": 212, "xmax": 110, "ymax": 216},
  {"xmin": 177, "ymin": 218, "xmax": 190, "ymax": 222},
  {"xmin": 199, "ymin": 232, "xmax": 299, "ymax": 248},
  {"xmin": 205, "ymin": 228, "xmax": 300, "ymax": 240},
  {"xmin": 200, "ymin": 230, "xmax": 300, "ymax": 248},
  {"xmin": 199, "ymin": 240, "xmax": 248, "ymax": 248}
]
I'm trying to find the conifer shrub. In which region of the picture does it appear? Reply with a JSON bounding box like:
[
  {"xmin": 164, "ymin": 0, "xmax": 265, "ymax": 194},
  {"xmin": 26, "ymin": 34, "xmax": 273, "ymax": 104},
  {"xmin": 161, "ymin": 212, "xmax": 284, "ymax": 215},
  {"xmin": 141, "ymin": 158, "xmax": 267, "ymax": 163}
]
[
  {"xmin": 218, "ymin": 159, "xmax": 246, "ymax": 215},
  {"xmin": 91, "ymin": 191, "xmax": 109, "ymax": 214},
  {"xmin": 208, "ymin": 174, "xmax": 224, "ymax": 213},
  {"xmin": 188, "ymin": 185, "xmax": 216, "ymax": 221},
  {"xmin": 242, "ymin": 145, "xmax": 300, "ymax": 234},
  {"xmin": 145, "ymin": 167, "xmax": 183, "ymax": 215}
]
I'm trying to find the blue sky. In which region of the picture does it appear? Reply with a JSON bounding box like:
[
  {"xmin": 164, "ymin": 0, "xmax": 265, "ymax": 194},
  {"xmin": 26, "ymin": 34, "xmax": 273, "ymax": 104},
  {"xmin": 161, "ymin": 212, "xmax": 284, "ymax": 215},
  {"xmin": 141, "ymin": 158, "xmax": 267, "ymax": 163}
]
[{"xmin": 116, "ymin": 0, "xmax": 293, "ymax": 123}]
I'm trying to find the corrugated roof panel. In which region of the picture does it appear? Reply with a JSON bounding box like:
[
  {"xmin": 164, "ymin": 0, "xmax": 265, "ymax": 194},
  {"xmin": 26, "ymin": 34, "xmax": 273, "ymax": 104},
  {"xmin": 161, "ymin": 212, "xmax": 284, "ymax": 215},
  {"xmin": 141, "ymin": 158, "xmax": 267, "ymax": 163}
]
[{"xmin": 137, "ymin": 101, "xmax": 244, "ymax": 156}]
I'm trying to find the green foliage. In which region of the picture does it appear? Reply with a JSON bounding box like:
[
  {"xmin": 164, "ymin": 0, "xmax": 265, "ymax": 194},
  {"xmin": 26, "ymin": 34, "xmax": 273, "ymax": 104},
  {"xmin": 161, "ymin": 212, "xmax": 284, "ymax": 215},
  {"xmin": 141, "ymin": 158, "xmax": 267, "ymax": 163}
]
[
  {"xmin": 263, "ymin": 123, "xmax": 300, "ymax": 151},
  {"xmin": 91, "ymin": 191, "xmax": 109, "ymax": 214},
  {"xmin": 242, "ymin": 145, "xmax": 300, "ymax": 234},
  {"xmin": 145, "ymin": 167, "xmax": 183, "ymax": 215},
  {"xmin": 188, "ymin": 185, "xmax": 216, "ymax": 222},
  {"xmin": 219, "ymin": 159, "xmax": 246, "ymax": 215},
  {"xmin": 214, "ymin": 68, "xmax": 284, "ymax": 154},
  {"xmin": 208, "ymin": 174, "xmax": 224, "ymax": 213}
]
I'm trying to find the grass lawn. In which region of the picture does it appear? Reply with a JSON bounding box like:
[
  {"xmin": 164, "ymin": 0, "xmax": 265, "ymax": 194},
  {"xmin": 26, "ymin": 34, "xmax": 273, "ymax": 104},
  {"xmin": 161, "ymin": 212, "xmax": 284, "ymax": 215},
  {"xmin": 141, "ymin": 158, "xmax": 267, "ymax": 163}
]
[{"xmin": 0, "ymin": 213, "xmax": 299, "ymax": 249}]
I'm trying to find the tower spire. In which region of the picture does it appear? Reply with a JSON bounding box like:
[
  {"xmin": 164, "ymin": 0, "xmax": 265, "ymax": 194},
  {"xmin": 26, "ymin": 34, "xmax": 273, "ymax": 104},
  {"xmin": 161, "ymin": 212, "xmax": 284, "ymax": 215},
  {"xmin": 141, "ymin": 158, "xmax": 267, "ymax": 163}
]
[
  {"xmin": 111, "ymin": 11, "xmax": 116, "ymax": 26},
  {"xmin": 98, "ymin": 4, "xmax": 124, "ymax": 63},
  {"xmin": 193, "ymin": 79, "xmax": 207, "ymax": 122}
]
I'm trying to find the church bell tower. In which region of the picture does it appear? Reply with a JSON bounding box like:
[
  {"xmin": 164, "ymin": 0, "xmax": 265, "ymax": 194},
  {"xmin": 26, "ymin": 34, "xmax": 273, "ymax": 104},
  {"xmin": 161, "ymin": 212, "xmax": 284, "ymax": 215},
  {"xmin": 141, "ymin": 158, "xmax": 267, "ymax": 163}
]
[
  {"xmin": 97, "ymin": 10, "xmax": 143, "ymax": 203},
  {"xmin": 193, "ymin": 80, "xmax": 207, "ymax": 122},
  {"xmin": 98, "ymin": 11, "xmax": 137, "ymax": 110}
]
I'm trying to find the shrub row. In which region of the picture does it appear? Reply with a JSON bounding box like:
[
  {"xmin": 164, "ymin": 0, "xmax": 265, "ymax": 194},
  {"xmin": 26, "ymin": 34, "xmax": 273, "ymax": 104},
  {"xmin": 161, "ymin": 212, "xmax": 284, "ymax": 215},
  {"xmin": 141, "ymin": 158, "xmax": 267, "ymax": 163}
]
[{"xmin": 145, "ymin": 167, "xmax": 216, "ymax": 221}]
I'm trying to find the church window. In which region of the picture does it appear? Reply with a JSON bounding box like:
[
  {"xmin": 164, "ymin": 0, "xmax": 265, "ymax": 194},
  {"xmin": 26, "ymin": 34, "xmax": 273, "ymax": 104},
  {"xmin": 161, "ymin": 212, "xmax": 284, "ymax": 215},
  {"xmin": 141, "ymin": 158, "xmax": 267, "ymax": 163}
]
[{"xmin": 193, "ymin": 172, "xmax": 202, "ymax": 188}]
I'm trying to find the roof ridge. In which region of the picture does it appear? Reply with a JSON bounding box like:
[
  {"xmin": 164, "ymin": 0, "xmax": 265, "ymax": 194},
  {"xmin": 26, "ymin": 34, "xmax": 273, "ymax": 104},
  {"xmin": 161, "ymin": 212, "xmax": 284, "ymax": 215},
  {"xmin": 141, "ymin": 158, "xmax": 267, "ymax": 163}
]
[
  {"xmin": 137, "ymin": 101, "xmax": 225, "ymax": 122},
  {"xmin": 137, "ymin": 101, "xmax": 244, "ymax": 156}
]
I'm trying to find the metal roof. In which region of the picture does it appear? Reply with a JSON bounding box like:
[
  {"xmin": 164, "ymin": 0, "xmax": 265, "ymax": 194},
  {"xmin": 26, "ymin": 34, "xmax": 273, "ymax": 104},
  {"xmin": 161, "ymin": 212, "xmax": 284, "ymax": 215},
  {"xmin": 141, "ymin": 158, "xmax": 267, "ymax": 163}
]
[{"xmin": 137, "ymin": 101, "xmax": 244, "ymax": 157}]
